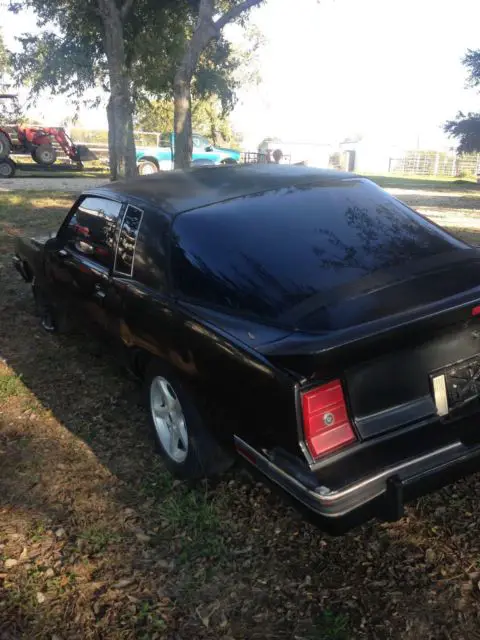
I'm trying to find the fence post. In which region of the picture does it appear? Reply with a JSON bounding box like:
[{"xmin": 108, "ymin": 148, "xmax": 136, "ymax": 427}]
[
  {"xmin": 433, "ymin": 152, "xmax": 440, "ymax": 176},
  {"xmin": 452, "ymin": 154, "xmax": 457, "ymax": 177}
]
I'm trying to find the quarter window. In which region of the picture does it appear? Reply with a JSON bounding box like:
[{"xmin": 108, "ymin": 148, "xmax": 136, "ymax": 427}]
[
  {"xmin": 65, "ymin": 197, "xmax": 123, "ymax": 268},
  {"xmin": 115, "ymin": 205, "xmax": 143, "ymax": 276}
]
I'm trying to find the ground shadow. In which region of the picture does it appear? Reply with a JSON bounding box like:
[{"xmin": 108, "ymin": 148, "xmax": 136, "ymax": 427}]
[{"xmin": 3, "ymin": 192, "xmax": 480, "ymax": 638}]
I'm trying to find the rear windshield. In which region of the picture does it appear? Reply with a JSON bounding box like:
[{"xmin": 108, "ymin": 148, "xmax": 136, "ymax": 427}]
[{"xmin": 171, "ymin": 179, "xmax": 466, "ymax": 330}]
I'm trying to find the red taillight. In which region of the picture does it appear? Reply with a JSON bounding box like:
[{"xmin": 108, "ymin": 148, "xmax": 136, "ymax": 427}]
[
  {"xmin": 472, "ymin": 305, "xmax": 480, "ymax": 317},
  {"xmin": 301, "ymin": 380, "xmax": 356, "ymax": 460}
]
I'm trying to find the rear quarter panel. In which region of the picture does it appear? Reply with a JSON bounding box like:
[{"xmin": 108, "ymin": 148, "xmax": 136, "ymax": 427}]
[{"xmin": 117, "ymin": 283, "xmax": 300, "ymax": 453}]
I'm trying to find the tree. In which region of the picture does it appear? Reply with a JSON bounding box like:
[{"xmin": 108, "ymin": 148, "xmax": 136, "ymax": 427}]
[
  {"xmin": 0, "ymin": 31, "xmax": 10, "ymax": 80},
  {"xmin": 444, "ymin": 112, "xmax": 480, "ymax": 154},
  {"xmin": 8, "ymin": 0, "xmax": 253, "ymax": 176},
  {"xmin": 97, "ymin": 0, "xmax": 137, "ymax": 180},
  {"xmin": 9, "ymin": 0, "xmax": 192, "ymax": 179},
  {"xmin": 174, "ymin": 0, "xmax": 264, "ymax": 169},
  {"xmin": 444, "ymin": 50, "xmax": 480, "ymax": 153},
  {"xmin": 0, "ymin": 30, "xmax": 21, "ymax": 121}
]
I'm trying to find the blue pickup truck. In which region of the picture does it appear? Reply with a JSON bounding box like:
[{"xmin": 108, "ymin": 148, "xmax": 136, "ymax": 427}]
[{"xmin": 136, "ymin": 132, "xmax": 241, "ymax": 174}]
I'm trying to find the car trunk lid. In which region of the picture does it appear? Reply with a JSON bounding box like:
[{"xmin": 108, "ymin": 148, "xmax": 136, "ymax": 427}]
[{"xmin": 262, "ymin": 255, "xmax": 480, "ymax": 440}]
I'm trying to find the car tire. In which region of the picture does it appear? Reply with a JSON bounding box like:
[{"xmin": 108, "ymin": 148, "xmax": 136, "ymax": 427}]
[
  {"xmin": 0, "ymin": 132, "xmax": 11, "ymax": 160},
  {"xmin": 144, "ymin": 359, "xmax": 233, "ymax": 480},
  {"xmin": 138, "ymin": 160, "xmax": 159, "ymax": 176},
  {"xmin": 32, "ymin": 144, "xmax": 57, "ymax": 166}
]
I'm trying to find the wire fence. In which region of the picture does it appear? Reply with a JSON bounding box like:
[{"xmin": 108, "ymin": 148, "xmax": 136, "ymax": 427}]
[{"xmin": 389, "ymin": 151, "xmax": 480, "ymax": 177}]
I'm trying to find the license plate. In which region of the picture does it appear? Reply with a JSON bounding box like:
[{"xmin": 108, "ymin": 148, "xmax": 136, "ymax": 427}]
[{"xmin": 432, "ymin": 355, "xmax": 480, "ymax": 416}]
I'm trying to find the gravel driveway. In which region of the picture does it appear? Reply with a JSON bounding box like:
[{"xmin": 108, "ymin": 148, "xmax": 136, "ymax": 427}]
[{"xmin": 0, "ymin": 176, "xmax": 109, "ymax": 193}]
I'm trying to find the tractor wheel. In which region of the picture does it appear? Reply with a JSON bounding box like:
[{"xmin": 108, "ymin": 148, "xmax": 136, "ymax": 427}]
[
  {"xmin": 32, "ymin": 144, "xmax": 57, "ymax": 166},
  {"xmin": 0, "ymin": 158, "xmax": 15, "ymax": 178},
  {"xmin": 0, "ymin": 132, "xmax": 11, "ymax": 160}
]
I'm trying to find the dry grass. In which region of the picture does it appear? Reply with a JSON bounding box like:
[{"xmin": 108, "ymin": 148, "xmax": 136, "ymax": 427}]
[{"xmin": 2, "ymin": 191, "xmax": 480, "ymax": 639}]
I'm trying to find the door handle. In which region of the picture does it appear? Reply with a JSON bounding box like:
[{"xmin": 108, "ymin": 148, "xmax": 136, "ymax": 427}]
[{"xmin": 94, "ymin": 283, "xmax": 107, "ymax": 300}]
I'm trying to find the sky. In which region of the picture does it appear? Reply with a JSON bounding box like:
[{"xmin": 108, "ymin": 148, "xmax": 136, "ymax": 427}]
[{"xmin": 1, "ymin": 0, "xmax": 480, "ymax": 150}]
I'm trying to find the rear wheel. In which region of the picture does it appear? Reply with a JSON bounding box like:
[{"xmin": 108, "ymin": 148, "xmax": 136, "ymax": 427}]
[
  {"xmin": 32, "ymin": 144, "xmax": 57, "ymax": 166},
  {"xmin": 0, "ymin": 132, "xmax": 11, "ymax": 160},
  {"xmin": 145, "ymin": 360, "xmax": 233, "ymax": 480},
  {"xmin": 138, "ymin": 160, "xmax": 159, "ymax": 176}
]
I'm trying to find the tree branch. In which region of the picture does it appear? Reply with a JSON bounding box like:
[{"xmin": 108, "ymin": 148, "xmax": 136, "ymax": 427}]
[
  {"xmin": 120, "ymin": 0, "xmax": 135, "ymax": 20},
  {"xmin": 214, "ymin": 0, "xmax": 263, "ymax": 30}
]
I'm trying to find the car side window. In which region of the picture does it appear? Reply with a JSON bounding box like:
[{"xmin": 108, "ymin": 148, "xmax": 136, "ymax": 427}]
[
  {"xmin": 192, "ymin": 135, "xmax": 202, "ymax": 149},
  {"xmin": 114, "ymin": 205, "xmax": 144, "ymax": 276},
  {"xmin": 65, "ymin": 196, "xmax": 123, "ymax": 268}
]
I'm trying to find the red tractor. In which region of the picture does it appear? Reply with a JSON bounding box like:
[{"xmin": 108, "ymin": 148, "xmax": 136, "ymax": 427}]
[{"xmin": 0, "ymin": 94, "xmax": 93, "ymax": 170}]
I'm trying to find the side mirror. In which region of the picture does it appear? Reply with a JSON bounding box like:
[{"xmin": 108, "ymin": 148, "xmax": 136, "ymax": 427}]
[{"xmin": 205, "ymin": 145, "xmax": 213, "ymax": 152}]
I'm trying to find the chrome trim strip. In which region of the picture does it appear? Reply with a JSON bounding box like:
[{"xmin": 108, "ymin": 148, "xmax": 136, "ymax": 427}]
[
  {"xmin": 234, "ymin": 436, "xmax": 466, "ymax": 518},
  {"xmin": 432, "ymin": 374, "xmax": 449, "ymax": 417},
  {"xmin": 113, "ymin": 204, "xmax": 144, "ymax": 278}
]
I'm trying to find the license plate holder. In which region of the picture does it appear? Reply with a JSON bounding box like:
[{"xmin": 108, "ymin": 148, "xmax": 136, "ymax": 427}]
[{"xmin": 431, "ymin": 355, "xmax": 480, "ymax": 417}]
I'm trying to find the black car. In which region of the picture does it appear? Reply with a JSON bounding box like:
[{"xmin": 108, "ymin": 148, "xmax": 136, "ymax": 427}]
[{"xmin": 13, "ymin": 164, "xmax": 480, "ymax": 533}]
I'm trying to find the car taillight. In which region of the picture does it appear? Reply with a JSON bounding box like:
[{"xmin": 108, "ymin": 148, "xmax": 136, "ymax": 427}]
[{"xmin": 301, "ymin": 380, "xmax": 356, "ymax": 460}]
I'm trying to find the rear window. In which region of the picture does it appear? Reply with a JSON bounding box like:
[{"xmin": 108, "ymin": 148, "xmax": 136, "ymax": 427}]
[{"xmin": 171, "ymin": 179, "xmax": 465, "ymax": 330}]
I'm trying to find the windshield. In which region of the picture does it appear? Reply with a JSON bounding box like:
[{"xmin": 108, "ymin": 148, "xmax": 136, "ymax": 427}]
[{"xmin": 171, "ymin": 179, "xmax": 467, "ymax": 331}]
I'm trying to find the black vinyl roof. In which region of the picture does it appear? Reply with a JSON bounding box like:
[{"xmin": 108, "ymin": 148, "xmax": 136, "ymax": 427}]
[{"xmin": 87, "ymin": 164, "xmax": 356, "ymax": 215}]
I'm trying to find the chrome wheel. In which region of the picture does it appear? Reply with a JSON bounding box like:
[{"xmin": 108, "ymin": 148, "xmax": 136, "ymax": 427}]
[
  {"xmin": 150, "ymin": 376, "xmax": 188, "ymax": 463},
  {"xmin": 138, "ymin": 162, "xmax": 158, "ymax": 175}
]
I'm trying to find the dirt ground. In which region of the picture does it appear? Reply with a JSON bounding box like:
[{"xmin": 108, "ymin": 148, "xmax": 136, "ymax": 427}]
[
  {"xmin": 0, "ymin": 176, "xmax": 108, "ymax": 193},
  {"xmin": 2, "ymin": 184, "xmax": 480, "ymax": 639}
]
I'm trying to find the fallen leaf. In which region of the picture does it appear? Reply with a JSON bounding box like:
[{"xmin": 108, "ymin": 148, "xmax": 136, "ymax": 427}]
[
  {"xmin": 135, "ymin": 532, "xmax": 151, "ymax": 543},
  {"xmin": 425, "ymin": 548, "xmax": 436, "ymax": 564},
  {"xmin": 36, "ymin": 592, "xmax": 46, "ymax": 604},
  {"xmin": 112, "ymin": 577, "xmax": 135, "ymax": 589},
  {"xmin": 4, "ymin": 559, "xmax": 18, "ymax": 569}
]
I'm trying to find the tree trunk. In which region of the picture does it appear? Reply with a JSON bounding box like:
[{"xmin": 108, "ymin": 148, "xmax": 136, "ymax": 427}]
[
  {"xmin": 173, "ymin": 0, "xmax": 217, "ymax": 170},
  {"xmin": 174, "ymin": 71, "xmax": 193, "ymax": 170},
  {"xmin": 173, "ymin": 0, "xmax": 263, "ymax": 169},
  {"xmin": 98, "ymin": 0, "xmax": 136, "ymax": 180}
]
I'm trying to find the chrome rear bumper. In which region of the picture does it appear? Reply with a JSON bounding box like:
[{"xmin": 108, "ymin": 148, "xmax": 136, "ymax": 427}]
[{"xmin": 234, "ymin": 435, "xmax": 480, "ymax": 524}]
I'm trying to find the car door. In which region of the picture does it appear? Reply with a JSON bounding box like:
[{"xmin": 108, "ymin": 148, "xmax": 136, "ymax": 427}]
[
  {"xmin": 191, "ymin": 134, "xmax": 217, "ymax": 165},
  {"xmin": 108, "ymin": 203, "xmax": 178, "ymax": 357},
  {"xmin": 46, "ymin": 195, "xmax": 124, "ymax": 331}
]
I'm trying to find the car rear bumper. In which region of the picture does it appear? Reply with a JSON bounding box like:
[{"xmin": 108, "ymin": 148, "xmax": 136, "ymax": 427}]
[{"xmin": 234, "ymin": 435, "xmax": 480, "ymax": 533}]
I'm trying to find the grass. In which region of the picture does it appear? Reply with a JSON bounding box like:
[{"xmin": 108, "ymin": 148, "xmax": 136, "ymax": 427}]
[
  {"xmin": 304, "ymin": 612, "xmax": 350, "ymax": 640},
  {"xmin": 3, "ymin": 189, "xmax": 480, "ymax": 638},
  {"xmin": 0, "ymin": 372, "xmax": 25, "ymax": 401},
  {"xmin": 366, "ymin": 173, "xmax": 479, "ymax": 191}
]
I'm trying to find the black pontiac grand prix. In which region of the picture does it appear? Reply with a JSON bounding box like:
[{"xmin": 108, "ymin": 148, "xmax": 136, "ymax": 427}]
[{"xmin": 13, "ymin": 165, "xmax": 480, "ymax": 532}]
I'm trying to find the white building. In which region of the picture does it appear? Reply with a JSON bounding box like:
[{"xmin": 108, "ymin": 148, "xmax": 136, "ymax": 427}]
[{"xmin": 339, "ymin": 139, "xmax": 407, "ymax": 174}]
